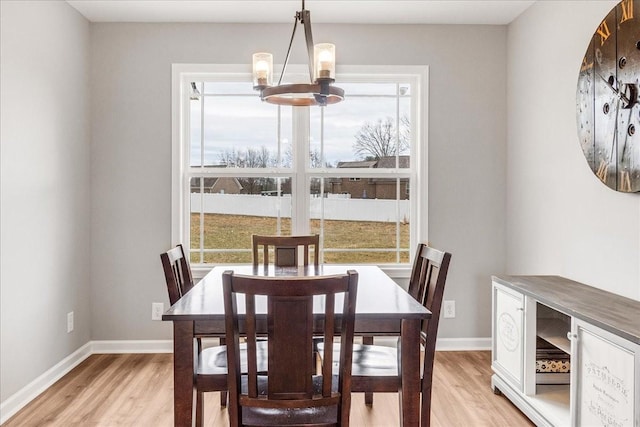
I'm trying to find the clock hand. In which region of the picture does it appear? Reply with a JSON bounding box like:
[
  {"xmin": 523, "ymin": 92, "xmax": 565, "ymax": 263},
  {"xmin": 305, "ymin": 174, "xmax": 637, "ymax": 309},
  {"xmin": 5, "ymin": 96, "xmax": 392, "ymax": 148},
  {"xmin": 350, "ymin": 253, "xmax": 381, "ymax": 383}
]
[
  {"xmin": 596, "ymin": 72, "xmax": 632, "ymax": 106},
  {"xmin": 618, "ymin": 106, "xmax": 634, "ymax": 164},
  {"xmin": 609, "ymin": 98, "xmax": 620, "ymax": 163}
]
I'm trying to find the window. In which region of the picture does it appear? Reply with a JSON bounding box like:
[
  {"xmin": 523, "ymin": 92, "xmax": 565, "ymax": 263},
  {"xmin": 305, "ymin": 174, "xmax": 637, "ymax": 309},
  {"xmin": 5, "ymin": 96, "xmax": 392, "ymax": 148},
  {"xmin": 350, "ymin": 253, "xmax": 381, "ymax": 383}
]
[{"xmin": 172, "ymin": 64, "xmax": 428, "ymax": 271}]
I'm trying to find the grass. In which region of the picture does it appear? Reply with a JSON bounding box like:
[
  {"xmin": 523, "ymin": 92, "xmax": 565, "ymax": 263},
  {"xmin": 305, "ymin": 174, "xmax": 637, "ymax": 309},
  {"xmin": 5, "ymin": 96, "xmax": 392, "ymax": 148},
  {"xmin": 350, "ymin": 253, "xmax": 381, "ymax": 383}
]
[{"xmin": 190, "ymin": 213, "xmax": 410, "ymax": 264}]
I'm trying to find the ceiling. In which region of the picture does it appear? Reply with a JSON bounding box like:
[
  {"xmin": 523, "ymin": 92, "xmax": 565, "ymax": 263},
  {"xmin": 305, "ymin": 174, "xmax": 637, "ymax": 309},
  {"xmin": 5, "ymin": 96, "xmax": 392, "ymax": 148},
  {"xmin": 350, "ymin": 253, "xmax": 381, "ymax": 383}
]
[{"xmin": 66, "ymin": 1, "xmax": 536, "ymax": 25}]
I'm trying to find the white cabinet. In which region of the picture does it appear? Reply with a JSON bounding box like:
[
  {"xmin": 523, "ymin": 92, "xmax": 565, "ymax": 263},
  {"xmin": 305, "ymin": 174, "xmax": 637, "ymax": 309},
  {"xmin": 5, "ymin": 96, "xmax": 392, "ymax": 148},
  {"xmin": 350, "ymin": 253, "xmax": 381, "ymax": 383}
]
[{"xmin": 491, "ymin": 275, "xmax": 640, "ymax": 427}]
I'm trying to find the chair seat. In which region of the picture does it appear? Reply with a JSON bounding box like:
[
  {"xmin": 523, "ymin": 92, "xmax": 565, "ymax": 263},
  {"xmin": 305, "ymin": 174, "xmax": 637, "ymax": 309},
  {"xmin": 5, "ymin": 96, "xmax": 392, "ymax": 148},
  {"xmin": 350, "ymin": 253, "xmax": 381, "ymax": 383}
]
[
  {"xmin": 199, "ymin": 341, "xmax": 269, "ymax": 375},
  {"xmin": 239, "ymin": 375, "xmax": 339, "ymax": 427},
  {"xmin": 317, "ymin": 343, "xmax": 399, "ymax": 377}
]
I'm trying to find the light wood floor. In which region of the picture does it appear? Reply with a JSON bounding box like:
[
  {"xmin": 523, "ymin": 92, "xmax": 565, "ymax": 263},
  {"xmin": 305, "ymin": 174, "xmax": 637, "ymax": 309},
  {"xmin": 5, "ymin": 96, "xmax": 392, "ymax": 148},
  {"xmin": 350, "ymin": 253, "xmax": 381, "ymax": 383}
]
[{"xmin": 3, "ymin": 351, "xmax": 534, "ymax": 426}]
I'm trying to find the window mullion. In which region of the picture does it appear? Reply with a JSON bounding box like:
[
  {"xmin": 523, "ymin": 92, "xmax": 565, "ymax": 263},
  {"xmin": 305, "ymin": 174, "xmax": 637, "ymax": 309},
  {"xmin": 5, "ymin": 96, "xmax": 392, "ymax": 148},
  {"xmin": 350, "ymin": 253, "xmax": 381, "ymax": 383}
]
[{"xmin": 293, "ymin": 107, "xmax": 310, "ymax": 235}]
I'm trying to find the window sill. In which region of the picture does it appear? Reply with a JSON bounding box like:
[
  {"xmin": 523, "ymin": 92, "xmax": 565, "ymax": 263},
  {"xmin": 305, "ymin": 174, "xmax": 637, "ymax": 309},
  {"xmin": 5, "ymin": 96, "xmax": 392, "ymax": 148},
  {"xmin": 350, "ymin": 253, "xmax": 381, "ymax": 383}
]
[{"xmin": 191, "ymin": 264, "xmax": 411, "ymax": 281}]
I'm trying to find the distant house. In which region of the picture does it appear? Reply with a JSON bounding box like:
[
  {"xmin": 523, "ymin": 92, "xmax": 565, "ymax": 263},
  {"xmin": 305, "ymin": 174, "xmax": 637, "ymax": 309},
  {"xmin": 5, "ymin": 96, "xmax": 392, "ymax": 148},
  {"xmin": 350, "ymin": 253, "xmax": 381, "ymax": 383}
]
[
  {"xmin": 327, "ymin": 156, "xmax": 410, "ymax": 200},
  {"xmin": 190, "ymin": 165, "xmax": 243, "ymax": 194}
]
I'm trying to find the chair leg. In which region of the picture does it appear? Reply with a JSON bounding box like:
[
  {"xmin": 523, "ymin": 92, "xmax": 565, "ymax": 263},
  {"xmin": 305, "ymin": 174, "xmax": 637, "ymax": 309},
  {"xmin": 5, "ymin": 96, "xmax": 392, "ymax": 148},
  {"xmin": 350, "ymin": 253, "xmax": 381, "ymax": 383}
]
[
  {"xmin": 195, "ymin": 391, "xmax": 204, "ymax": 427},
  {"xmin": 362, "ymin": 335, "xmax": 374, "ymax": 406},
  {"xmin": 219, "ymin": 336, "xmax": 228, "ymax": 407},
  {"xmin": 421, "ymin": 367, "xmax": 435, "ymax": 427},
  {"xmin": 421, "ymin": 386, "xmax": 432, "ymax": 427},
  {"xmin": 364, "ymin": 392, "xmax": 373, "ymax": 406}
]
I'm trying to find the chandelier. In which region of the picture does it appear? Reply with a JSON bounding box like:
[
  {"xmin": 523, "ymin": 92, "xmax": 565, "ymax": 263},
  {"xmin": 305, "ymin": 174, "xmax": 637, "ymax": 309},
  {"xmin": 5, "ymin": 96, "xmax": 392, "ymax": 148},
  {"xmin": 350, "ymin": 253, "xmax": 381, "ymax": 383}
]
[{"xmin": 252, "ymin": 0, "xmax": 344, "ymax": 107}]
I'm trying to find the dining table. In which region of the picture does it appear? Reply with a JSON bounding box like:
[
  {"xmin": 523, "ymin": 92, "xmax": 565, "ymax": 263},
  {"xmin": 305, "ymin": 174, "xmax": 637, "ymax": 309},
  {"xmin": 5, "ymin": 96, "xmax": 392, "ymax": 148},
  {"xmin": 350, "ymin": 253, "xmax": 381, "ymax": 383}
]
[{"xmin": 162, "ymin": 264, "xmax": 431, "ymax": 427}]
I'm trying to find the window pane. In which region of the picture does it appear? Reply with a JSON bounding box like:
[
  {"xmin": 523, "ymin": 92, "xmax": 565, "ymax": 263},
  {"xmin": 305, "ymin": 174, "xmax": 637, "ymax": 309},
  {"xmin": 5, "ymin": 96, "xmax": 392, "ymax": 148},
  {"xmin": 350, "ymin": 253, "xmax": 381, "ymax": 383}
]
[
  {"xmin": 322, "ymin": 251, "xmax": 410, "ymax": 264},
  {"xmin": 310, "ymin": 177, "xmax": 410, "ymax": 264},
  {"xmin": 190, "ymin": 177, "xmax": 292, "ymax": 263},
  {"xmin": 311, "ymin": 96, "xmax": 403, "ymax": 167},
  {"xmin": 190, "ymin": 91, "xmax": 292, "ymax": 168},
  {"xmin": 399, "ymin": 95, "xmax": 411, "ymax": 164},
  {"xmin": 190, "ymin": 86, "xmax": 202, "ymax": 167}
]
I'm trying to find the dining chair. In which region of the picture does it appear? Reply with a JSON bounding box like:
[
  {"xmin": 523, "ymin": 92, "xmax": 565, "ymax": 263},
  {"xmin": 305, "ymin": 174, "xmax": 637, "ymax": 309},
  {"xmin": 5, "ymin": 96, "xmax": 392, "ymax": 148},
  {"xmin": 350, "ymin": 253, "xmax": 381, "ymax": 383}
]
[
  {"xmin": 222, "ymin": 269, "xmax": 358, "ymax": 427},
  {"xmin": 320, "ymin": 244, "xmax": 451, "ymax": 426},
  {"xmin": 160, "ymin": 245, "xmax": 267, "ymax": 426},
  {"xmin": 359, "ymin": 242, "xmax": 431, "ymax": 405},
  {"xmin": 252, "ymin": 234, "xmax": 320, "ymax": 267}
]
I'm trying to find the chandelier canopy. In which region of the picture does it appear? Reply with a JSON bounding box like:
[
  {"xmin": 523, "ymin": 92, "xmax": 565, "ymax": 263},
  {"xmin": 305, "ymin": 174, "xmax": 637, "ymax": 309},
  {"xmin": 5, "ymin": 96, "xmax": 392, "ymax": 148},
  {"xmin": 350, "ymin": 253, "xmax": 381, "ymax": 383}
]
[{"xmin": 252, "ymin": 0, "xmax": 344, "ymax": 107}]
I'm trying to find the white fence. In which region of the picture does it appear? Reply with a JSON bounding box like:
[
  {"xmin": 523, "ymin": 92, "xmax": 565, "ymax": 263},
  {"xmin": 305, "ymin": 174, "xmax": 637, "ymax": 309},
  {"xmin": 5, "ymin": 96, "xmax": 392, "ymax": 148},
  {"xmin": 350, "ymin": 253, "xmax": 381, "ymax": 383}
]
[{"xmin": 190, "ymin": 193, "xmax": 410, "ymax": 223}]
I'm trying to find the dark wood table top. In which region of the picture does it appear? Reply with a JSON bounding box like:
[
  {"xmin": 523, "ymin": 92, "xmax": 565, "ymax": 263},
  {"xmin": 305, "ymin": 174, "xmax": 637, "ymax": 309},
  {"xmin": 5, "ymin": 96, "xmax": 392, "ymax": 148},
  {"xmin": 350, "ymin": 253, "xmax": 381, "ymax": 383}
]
[
  {"xmin": 493, "ymin": 275, "xmax": 640, "ymax": 345},
  {"xmin": 163, "ymin": 264, "xmax": 430, "ymax": 323}
]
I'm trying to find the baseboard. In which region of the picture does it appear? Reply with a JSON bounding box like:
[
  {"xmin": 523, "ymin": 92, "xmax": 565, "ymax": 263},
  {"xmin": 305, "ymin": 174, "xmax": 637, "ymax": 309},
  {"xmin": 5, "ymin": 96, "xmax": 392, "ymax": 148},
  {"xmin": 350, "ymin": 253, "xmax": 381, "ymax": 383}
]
[
  {"xmin": 0, "ymin": 342, "xmax": 92, "ymax": 424},
  {"xmin": 91, "ymin": 339, "xmax": 173, "ymax": 354},
  {"xmin": 0, "ymin": 337, "xmax": 489, "ymax": 423},
  {"xmin": 436, "ymin": 337, "xmax": 492, "ymax": 351}
]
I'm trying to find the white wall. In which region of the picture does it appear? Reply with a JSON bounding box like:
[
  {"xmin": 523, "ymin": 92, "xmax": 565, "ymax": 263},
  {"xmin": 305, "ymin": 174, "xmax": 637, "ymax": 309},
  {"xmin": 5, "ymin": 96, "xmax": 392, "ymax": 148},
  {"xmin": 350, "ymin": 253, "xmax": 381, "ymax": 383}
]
[
  {"xmin": 90, "ymin": 23, "xmax": 507, "ymax": 341},
  {"xmin": 0, "ymin": 1, "xmax": 91, "ymax": 402},
  {"xmin": 507, "ymin": 1, "xmax": 640, "ymax": 299}
]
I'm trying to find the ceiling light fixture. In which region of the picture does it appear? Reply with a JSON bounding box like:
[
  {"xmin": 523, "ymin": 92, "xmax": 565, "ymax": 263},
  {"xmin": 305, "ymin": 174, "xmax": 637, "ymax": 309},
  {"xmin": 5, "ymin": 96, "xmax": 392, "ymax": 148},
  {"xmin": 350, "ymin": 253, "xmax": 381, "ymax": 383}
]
[{"xmin": 252, "ymin": 0, "xmax": 344, "ymax": 107}]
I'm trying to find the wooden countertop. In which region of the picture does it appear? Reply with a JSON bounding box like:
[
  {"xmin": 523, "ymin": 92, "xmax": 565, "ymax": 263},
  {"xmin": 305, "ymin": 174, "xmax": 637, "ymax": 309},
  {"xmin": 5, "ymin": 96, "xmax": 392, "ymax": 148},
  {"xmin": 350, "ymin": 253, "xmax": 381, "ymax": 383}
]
[{"xmin": 492, "ymin": 275, "xmax": 640, "ymax": 346}]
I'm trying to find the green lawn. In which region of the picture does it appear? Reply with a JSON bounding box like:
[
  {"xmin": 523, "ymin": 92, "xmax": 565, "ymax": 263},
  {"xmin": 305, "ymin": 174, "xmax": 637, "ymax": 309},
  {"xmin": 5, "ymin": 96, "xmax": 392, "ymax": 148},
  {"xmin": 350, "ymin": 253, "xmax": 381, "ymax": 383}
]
[{"xmin": 190, "ymin": 213, "xmax": 409, "ymax": 264}]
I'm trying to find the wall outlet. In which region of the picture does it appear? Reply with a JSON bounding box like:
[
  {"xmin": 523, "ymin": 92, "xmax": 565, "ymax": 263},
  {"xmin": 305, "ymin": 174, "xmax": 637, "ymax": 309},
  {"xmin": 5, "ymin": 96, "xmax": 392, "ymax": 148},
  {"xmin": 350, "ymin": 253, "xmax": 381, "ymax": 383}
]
[
  {"xmin": 67, "ymin": 311, "xmax": 74, "ymax": 333},
  {"xmin": 443, "ymin": 300, "xmax": 455, "ymax": 318},
  {"xmin": 152, "ymin": 302, "xmax": 164, "ymax": 321}
]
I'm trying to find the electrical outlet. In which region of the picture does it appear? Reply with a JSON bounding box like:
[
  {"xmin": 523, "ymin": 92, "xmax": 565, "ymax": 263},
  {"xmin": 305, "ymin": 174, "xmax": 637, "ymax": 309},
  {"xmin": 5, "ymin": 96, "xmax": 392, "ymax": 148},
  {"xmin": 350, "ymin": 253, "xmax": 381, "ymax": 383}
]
[
  {"xmin": 443, "ymin": 300, "xmax": 455, "ymax": 318},
  {"xmin": 152, "ymin": 302, "xmax": 164, "ymax": 321},
  {"xmin": 67, "ymin": 311, "xmax": 74, "ymax": 333}
]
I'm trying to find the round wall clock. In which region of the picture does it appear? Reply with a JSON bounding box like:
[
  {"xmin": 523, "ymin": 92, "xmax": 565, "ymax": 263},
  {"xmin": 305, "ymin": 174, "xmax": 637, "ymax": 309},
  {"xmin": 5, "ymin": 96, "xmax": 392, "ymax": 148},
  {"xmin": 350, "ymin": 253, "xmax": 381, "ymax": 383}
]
[{"xmin": 576, "ymin": 0, "xmax": 640, "ymax": 192}]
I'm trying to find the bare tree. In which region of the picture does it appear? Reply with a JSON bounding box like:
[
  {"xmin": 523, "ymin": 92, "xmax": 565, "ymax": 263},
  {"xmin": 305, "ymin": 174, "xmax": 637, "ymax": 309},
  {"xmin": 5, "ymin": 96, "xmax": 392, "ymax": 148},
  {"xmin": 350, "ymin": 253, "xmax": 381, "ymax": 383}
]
[
  {"xmin": 283, "ymin": 146, "xmax": 327, "ymax": 168},
  {"xmin": 218, "ymin": 146, "xmax": 276, "ymax": 194},
  {"xmin": 352, "ymin": 116, "xmax": 410, "ymax": 160}
]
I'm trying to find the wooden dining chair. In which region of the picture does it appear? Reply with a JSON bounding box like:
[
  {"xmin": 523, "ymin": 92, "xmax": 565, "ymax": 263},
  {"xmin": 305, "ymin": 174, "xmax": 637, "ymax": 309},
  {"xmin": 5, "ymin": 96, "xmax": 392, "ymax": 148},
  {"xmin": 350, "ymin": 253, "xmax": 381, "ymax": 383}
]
[
  {"xmin": 320, "ymin": 245, "xmax": 451, "ymax": 426},
  {"xmin": 359, "ymin": 242, "xmax": 432, "ymax": 405},
  {"xmin": 160, "ymin": 245, "xmax": 267, "ymax": 426},
  {"xmin": 222, "ymin": 269, "xmax": 358, "ymax": 427},
  {"xmin": 252, "ymin": 234, "xmax": 320, "ymax": 267}
]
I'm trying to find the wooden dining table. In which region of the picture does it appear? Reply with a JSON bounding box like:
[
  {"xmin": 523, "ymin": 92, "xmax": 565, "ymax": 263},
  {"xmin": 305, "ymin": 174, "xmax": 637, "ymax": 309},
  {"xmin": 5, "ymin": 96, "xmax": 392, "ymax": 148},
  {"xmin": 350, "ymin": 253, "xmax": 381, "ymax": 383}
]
[{"xmin": 162, "ymin": 264, "xmax": 431, "ymax": 427}]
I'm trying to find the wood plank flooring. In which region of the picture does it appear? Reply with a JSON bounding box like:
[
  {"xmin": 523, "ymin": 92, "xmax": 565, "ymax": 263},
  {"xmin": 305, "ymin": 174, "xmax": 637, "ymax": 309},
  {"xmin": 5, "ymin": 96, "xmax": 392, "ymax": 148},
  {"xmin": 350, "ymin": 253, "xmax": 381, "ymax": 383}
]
[{"xmin": 3, "ymin": 351, "xmax": 534, "ymax": 426}]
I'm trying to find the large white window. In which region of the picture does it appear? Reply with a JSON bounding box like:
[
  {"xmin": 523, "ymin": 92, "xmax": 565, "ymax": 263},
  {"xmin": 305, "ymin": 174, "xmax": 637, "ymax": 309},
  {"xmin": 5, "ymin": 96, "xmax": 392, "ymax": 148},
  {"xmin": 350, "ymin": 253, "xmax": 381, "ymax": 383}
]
[{"xmin": 172, "ymin": 64, "xmax": 428, "ymax": 272}]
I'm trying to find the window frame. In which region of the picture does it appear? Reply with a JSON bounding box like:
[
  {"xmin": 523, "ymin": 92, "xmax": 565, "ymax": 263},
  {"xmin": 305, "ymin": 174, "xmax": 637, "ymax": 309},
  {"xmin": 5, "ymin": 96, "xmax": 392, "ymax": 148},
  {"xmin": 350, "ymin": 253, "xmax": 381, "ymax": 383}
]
[{"xmin": 171, "ymin": 64, "xmax": 429, "ymax": 278}]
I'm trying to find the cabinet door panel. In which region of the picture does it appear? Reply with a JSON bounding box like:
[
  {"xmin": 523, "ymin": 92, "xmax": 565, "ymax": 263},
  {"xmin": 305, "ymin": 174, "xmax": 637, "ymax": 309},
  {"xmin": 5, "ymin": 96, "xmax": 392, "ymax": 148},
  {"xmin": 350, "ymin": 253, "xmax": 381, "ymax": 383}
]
[
  {"xmin": 572, "ymin": 319, "xmax": 638, "ymax": 427},
  {"xmin": 492, "ymin": 282, "xmax": 525, "ymax": 390}
]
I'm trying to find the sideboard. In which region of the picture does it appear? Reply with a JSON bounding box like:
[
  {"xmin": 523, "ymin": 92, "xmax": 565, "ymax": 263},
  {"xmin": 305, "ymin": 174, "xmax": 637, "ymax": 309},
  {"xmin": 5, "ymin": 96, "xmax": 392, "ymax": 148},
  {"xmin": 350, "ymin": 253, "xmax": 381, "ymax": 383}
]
[{"xmin": 491, "ymin": 275, "xmax": 640, "ymax": 426}]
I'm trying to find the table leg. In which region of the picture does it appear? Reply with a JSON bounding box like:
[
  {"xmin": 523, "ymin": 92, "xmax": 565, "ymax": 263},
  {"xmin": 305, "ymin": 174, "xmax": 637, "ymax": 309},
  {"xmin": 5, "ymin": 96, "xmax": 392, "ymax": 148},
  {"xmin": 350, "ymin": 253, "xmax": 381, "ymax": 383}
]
[
  {"xmin": 399, "ymin": 319, "xmax": 421, "ymax": 427},
  {"xmin": 173, "ymin": 321, "xmax": 195, "ymax": 427}
]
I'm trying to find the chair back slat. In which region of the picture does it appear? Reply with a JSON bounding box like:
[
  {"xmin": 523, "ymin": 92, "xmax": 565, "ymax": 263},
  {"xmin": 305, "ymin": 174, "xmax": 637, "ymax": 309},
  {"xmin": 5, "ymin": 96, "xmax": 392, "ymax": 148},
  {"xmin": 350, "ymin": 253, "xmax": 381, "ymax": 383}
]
[
  {"xmin": 407, "ymin": 243, "xmax": 426, "ymax": 300},
  {"xmin": 222, "ymin": 270, "xmax": 358, "ymax": 426},
  {"xmin": 268, "ymin": 294, "xmax": 315, "ymax": 400},
  {"xmin": 252, "ymin": 235, "xmax": 320, "ymax": 267}
]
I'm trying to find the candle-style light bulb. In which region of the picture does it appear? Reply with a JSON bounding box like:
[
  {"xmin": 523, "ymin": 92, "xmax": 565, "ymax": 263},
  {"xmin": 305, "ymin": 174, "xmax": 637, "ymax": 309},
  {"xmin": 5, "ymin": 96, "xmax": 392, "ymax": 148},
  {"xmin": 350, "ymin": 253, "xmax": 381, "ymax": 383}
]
[
  {"xmin": 252, "ymin": 53, "xmax": 273, "ymax": 88},
  {"xmin": 314, "ymin": 44, "xmax": 335, "ymax": 80}
]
